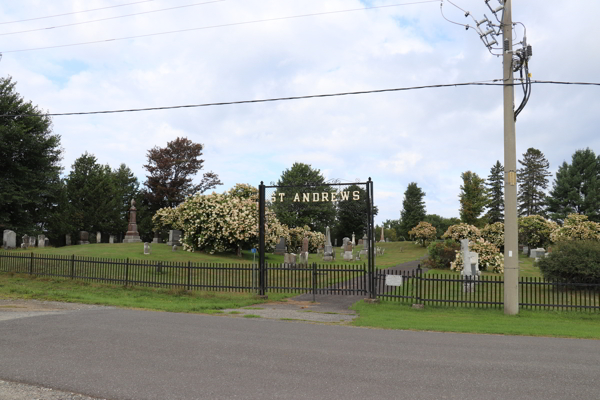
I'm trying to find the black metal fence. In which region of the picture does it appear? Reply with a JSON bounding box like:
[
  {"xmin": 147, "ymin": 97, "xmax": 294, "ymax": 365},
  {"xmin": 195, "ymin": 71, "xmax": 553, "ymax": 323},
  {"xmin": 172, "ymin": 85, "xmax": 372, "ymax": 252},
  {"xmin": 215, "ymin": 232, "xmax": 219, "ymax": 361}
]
[{"xmin": 376, "ymin": 266, "xmax": 600, "ymax": 311}]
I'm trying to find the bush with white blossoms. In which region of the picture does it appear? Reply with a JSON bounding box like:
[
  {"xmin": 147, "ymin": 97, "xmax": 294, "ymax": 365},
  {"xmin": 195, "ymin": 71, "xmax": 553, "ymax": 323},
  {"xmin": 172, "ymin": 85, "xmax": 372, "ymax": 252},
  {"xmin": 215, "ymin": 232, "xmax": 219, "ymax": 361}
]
[
  {"xmin": 442, "ymin": 223, "xmax": 481, "ymax": 242},
  {"xmin": 518, "ymin": 215, "xmax": 557, "ymax": 248},
  {"xmin": 550, "ymin": 214, "xmax": 600, "ymax": 242},
  {"xmin": 450, "ymin": 238, "xmax": 504, "ymax": 274},
  {"xmin": 408, "ymin": 221, "xmax": 437, "ymax": 247},
  {"xmin": 153, "ymin": 184, "xmax": 283, "ymax": 254},
  {"xmin": 481, "ymin": 222, "xmax": 504, "ymax": 248},
  {"xmin": 288, "ymin": 225, "xmax": 326, "ymax": 253}
]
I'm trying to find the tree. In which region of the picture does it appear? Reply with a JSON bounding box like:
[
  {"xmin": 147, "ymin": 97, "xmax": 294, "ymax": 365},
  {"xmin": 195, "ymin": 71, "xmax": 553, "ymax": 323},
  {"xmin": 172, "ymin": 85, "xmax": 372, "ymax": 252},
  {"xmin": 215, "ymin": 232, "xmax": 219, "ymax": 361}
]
[
  {"xmin": 546, "ymin": 148, "xmax": 600, "ymax": 223},
  {"xmin": 485, "ymin": 161, "xmax": 504, "ymax": 223},
  {"xmin": 399, "ymin": 183, "xmax": 426, "ymax": 239},
  {"xmin": 65, "ymin": 153, "xmax": 121, "ymax": 235},
  {"xmin": 144, "ymin": 137, "xmax": 222, "ymax": 210},
  {"xmin": 112, "ymin": 164, "xmax": 140, "ymax": 238},
  {"xmin": 517, "ymin": 148, "xmax": 551, "ymax": 216},
  {"xmin": 458, "ymin": 171, "xmax": 487, "ymax": 226},
  {"xmin": 271, "ymin": 163, "xmax": 337, "ymax": 233},
  {"xmin": 408, "ymin": 221, "xmax": 436, "ymax": 246},
  {"xmin": 424, "ymin": 214, "xmax": 461, "ymax": 239},
  {"xmin": 334, "ymin": 184, "xmax": 378, "ymax": 243},
  {"xmin": 0, "ymin": 76, "xmax": 63, "ymax": 235}
]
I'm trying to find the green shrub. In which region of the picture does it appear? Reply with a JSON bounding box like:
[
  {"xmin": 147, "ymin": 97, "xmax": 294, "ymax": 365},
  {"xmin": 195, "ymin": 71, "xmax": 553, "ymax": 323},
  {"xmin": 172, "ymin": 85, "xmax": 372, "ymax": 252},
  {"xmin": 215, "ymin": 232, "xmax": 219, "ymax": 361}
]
[
  {"xmin": 537, "ymin": 241, "xmax": 600, "ymax": 284},
  {"xmin": 424, "ymin": 240, "xmax": 460, "ymax": 269}
]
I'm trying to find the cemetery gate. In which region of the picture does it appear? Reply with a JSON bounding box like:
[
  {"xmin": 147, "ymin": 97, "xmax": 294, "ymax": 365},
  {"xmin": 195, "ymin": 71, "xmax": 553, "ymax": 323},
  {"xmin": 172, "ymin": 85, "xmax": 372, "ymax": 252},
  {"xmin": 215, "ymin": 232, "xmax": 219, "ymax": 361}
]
[{"xmin": 258, "ymin": 178, "xmax": 376, "ymax": 298}]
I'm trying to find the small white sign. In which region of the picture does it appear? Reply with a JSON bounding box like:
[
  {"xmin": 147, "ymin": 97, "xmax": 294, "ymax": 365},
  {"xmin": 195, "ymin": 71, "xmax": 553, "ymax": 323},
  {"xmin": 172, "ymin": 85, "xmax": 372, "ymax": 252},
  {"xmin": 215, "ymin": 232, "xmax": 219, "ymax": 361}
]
[{"xmin": 385, "ymin": 275, "xmax": 403, "ymax": 286}]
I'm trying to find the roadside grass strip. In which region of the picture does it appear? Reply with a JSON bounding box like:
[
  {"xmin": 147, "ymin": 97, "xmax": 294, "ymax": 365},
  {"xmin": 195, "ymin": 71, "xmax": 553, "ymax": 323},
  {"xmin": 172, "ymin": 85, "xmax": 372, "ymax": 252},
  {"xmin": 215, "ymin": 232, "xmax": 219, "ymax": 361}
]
[{"xmin": 351, "ymin": 300, "xmax": 600, "ymax": 339}]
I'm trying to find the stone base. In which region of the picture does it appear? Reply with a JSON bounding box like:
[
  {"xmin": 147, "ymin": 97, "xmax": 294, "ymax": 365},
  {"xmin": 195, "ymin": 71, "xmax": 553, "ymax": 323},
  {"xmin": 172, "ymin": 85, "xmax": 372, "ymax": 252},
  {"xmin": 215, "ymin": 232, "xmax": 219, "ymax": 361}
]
[
  {"xmin": 412, "ymin": 303, "xmax": 425, "ymax": 309},
  {"xmin": 123, "ymin": 237, "xmax": 142, "ymax": 243},
  {"xmin": 364, "ymin": 298, "xmax": 380, "ymax": 304},
  {"xmin": 166, "ymin": 241, "xmax": 181, "ymax": 246},
  {"xmin": 323, "ymin": 256, "xmax": 333, "ymax": 261}
]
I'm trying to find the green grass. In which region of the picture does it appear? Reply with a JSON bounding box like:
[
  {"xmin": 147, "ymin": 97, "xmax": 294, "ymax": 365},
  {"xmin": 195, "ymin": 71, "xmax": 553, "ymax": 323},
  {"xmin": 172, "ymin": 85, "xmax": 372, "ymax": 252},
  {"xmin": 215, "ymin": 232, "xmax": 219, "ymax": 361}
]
[
  {"xmin": 0, "ymin": 272, "xmax": 291, "ymax": 314},
  {"xmin": 351, "ymin": 300, "xmax": 600, "ymax": 339}
]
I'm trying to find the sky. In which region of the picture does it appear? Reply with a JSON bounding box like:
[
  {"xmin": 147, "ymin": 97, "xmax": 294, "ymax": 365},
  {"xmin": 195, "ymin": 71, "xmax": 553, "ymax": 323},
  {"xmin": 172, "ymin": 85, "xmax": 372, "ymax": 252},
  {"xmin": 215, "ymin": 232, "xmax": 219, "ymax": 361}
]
[{"xmin": 1, "ymin": 0, "xmax": 599, "ymax": 227}]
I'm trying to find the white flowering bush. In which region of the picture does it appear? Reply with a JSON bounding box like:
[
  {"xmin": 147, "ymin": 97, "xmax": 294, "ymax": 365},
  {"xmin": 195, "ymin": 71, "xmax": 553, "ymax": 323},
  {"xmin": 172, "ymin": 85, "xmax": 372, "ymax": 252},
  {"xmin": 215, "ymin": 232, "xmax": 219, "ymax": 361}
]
[
  {"xmin": 442, "ymin": 223, "xmax": 481, "ymax": 242},
  {"xmin": 408, "ymin": 221, "xmax": 437, "ymax": 247},
  {"xmin": 550, "ymin": 214, "xmax": 600, "ymax": 242},
  {"xmin": 481, "ymin": 222, "xmax": 504, "ymax": 248},
  {"xmin": 518, "ymin": 215, "xmax": 557, "ymax": 248},
  {"xmin": 287, "ymin": 226, "xmax": 325, "ymax": 253},
  {"xmin": 450, "ymin": 238, "xmax": 504, "ymax": 273},
  {"xmin": 153, "ymin": 184, "xmax": 284, "ymax": 254}
]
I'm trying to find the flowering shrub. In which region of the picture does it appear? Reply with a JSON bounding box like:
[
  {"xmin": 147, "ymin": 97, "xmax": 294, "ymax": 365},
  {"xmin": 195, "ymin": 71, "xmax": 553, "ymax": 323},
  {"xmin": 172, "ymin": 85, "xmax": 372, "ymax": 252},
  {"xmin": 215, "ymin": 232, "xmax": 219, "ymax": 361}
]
[
  {"xmin": 153, "ymin": 184, "xmax": 284, "ymax": 254},
  {"xmin": 288, "ymin": 225, "xmax": 326, "ymax": 253},
  {"xmin": 442, "ymin": 223, "xmax": 481, "ymax": 242},
  {"xmin": 408, "ymin": 221, "xmax": 437, "ymax": 246},
  {"xmin": 481, "ymin": 222, "xmax": 504, "ymax": 248},
  {"xmin": 450, "ymin": 238, "xmax": 504, "ymax": 273},
  {"xmin": 518, "ymin": 215, "xmax": 556, "ymax": 248},
  {"xmin": 424, "ymin": 239, "xmax": 460, "ymax": 269},
  {"xmin": 550, "ymin": 214, "xmax": 600, "ymax": 242}
]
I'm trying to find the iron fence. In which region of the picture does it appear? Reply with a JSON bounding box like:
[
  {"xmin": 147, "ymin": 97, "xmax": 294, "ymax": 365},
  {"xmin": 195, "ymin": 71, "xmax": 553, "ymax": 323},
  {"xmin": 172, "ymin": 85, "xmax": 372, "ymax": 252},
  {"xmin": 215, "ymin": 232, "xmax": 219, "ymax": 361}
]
[{"xmin": 376, "ymin": 266, "xmax": 600, "ymax": 311}]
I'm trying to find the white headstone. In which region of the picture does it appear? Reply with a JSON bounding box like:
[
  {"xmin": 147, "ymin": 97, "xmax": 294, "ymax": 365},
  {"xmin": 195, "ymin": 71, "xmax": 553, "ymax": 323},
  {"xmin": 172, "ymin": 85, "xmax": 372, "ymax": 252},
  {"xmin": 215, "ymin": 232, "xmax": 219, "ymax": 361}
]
[
  {"xmin": 460, "ymin": 239, "xmax": 472, "ymax": 276},
  {"xmin": 351, "ymin": 233, "xmax": 356, "ymax": 246},
  {"xmin": 109, "ymin": 235, "xmax": 115, "ymax": 244},
  {"xmin": 96, "ymin": 232, "xmax": 102, "ymax": 243},
  {"xmin": 65, "ymin": 234, "xmax": 71, "ymax": 246},
  {"xmin": 144, "ymin": 242, "xmax": 150, "ymax": 255},
  {"xmin": 3, "ymin": 230, "xmax": 16, "ymax": 249},
  {"xmin": 37, "ymin": 235, "xmax": 45, "ymax": 248}
]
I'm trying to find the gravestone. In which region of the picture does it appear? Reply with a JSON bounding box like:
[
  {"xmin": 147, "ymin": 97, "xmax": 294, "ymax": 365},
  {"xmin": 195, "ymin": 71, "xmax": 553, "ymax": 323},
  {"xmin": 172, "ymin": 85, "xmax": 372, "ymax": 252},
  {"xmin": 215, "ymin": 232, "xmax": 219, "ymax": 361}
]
[
  {"xmin": 323, "ymin": 226, "xmax": 334, "ymax": 261},
  {"xmin": 29, "ymin": 236, "xmax": 36, "ymax": 247},
  {"xmin": 351, "ymin": 233, "xmax": 356, "ymax": 246},
  {"xmin": 167, "ymin": 230, "xmax": 182, "ymax": 246},
  {"xmin": 523, "ymin": 246, "xmax": 529, "ymax": 255},
  {"xmin": 144, "ymin": 242, "xmax": 151, "ymax": 255},
  {"xmin": 109, "ymin": 235, "xmax": 115, "ymax": 244},
  {"xmin": 3, "ymin": 230, "xmax": 16, "ymax": 249},
  {"xmin": 79, "ymin": 231, "xmax": 90, "ymax": 245},
  {"xmin": 96, "ymin": 232, "xmax": 102, "ymax": 244},
  {"xmin": 358, "ymin": 239, "xmax": 363, "ymax": 245},
  {"xmin": 284, "ymin": 253, "xmax": 296, "ymax": 266},
  {"xmin": 65, "ymin": 234, "xmax": 71, "ymax": 246},
  {"xmin": 21, "ymin": 243, "xmax": 26, "ymax": 249},
  {"xmin": 334, "ymin": 238, "xmax": 337, "ymax": 247},
  {"xmin": 123, "ymin": 199, "xmax": 142, "ymax": 243},
  {"xmin": 532, "ymin": 248, "xmax": 545, "ymax": 260},
  {"xmin": 343, "ymin": 242, "xmax": 353, "ymax": 261},
  {"xmin": 274, "ymin": 237, "xmax": 286, "ymax": 255},
  {"xmin": 37, "ymin": 235, "xmax": 45, "ymax": 248},
  {"xmin": 44, "ymin": 238, "xmax": 49, "ymax": 247},
  {"xmin": 460, "ymin": 239, "xmax": 480, "ymax": 292},
  {"xmin": 299, "ymin": 237, "xmax": 309, "ymax": 264},
  {"xmin": 152, "ymin": 231, "xmax": 162, "ymax": 244},
  {"xmin": 172, "ymin": 245, "xmax": 177, "ymax": 252},
  {"xmin": 359, "ymin": 234, "xmax": 369, "ymax": 258},
  {"xmin": 342, "ymin": 237, "xmax": 349, "ymax": 249},
  {"xmin": 22, "ymin": 235, "xmax": 29, "ymax": 249},
  {"xmin": 380, "ymin": 227, "xmax": 385, "ymax": 242}
]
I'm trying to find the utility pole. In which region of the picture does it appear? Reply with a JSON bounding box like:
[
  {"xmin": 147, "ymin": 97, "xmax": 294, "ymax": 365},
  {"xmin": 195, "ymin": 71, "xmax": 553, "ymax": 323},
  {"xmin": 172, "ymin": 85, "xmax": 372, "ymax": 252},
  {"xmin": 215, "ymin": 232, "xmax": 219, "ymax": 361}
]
[{"xmin": 502, "ymin": 0, "xmax": 518, "ymax": 315}]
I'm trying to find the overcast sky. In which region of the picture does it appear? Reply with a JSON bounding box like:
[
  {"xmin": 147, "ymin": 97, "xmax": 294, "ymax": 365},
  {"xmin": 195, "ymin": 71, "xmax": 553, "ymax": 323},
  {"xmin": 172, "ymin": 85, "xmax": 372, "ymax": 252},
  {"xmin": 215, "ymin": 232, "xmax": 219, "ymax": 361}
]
[{"xmin": 1, "ymin": 0, "xmax": 598, "ymax": 226}]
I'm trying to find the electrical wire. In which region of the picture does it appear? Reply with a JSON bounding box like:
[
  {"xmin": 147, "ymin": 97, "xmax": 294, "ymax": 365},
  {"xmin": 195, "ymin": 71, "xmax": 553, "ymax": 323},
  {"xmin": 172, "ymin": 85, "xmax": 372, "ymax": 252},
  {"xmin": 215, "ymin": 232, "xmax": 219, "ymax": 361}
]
[
  {"xmin": 0, "ymin": 1, "xmax": 225, "ymax": 37},
  {"xmin": 0, "ymin": 0, "xmax": 156, "ymax": 25},
  {"xmin": 3, "ymin": 79, "xmax": 598, "ymax": 118},
  {"xmin": 1, "ymin": 1, "xmax": 439, "ymax": 53}
]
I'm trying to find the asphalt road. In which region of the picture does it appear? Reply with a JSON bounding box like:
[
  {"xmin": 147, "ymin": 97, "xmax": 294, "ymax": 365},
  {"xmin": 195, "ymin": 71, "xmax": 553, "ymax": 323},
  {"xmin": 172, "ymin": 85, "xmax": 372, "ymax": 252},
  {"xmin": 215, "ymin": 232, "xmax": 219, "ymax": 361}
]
[{"xmin": 1, "ymin": 307, "xmax": 599, "ymax": 400}]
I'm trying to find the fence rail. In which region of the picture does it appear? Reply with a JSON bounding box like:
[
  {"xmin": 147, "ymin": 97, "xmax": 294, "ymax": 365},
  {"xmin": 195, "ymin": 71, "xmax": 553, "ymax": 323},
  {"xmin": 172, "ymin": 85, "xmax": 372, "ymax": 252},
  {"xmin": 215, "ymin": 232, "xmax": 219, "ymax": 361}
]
[
  {"xmin": 1, "ymin": 252, "xmax": 598, "ymax": 311},
  {"xmin": 376, "ymin": 267, "xmax": 600, "ymax": 311}
]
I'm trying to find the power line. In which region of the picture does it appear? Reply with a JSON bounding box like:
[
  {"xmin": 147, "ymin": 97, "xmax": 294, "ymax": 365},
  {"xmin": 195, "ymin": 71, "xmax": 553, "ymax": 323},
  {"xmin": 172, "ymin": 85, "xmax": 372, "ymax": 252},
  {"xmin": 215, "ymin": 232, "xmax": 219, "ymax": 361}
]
[
  {"xmin": 1, "ymin": 1, "xmax": 439, "ymax": 54},
  {"xmin": 0, "ymin": 1, "xmax": 225, "ymax": 37},
  {"xmin": 3, "ymin": 79, "xmax": 597, "ymax": 118},
  {"xmin": 0, "ymin": 0, "xmax": 156, "ymax": 25}
]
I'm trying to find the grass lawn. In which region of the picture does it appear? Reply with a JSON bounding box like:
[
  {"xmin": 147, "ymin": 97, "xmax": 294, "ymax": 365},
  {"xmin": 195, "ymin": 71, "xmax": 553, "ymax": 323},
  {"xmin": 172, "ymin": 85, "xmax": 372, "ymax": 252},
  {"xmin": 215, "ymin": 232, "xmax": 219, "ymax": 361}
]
[
  {"xmin": 351, "ymin": 300, "xmax": 600, "ymax": 339},
  {"xmin": 6, "ymin": 241, "xmax": 428, "ymax": 268},
  {"xmin": 0, "ymin": 272, "xmax": 291, "ymax": 314}
]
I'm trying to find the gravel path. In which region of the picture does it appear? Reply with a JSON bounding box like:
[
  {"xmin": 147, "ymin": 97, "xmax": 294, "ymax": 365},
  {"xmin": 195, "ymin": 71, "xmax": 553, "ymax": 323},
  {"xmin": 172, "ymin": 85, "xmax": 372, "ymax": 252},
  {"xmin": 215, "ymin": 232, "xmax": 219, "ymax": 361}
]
[{"xmin": 0, "ymin": 380, "xmax": 107, "ymax": 400}]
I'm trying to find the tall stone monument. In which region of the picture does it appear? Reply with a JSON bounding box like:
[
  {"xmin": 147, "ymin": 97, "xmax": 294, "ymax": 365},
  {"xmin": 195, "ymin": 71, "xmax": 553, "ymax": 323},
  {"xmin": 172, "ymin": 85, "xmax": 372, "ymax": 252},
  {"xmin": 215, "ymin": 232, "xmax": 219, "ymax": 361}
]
[
  {"xmin": 351, "ymin": 233, "xmax": 356, "ymax": 246},
  {"xmin": 380, "ymin": 227, "xmax": 385, "ymax": 242},
  {"xmin": 323, "ymin": 226, "xmax": 333, "ymax": 261},
  {"xmin": 123, "ymin": 199, "xmax": 142, "ymax": 243},
  {"xmin": 167, "ymin": 230, "xmax": 182, "ymax": 247}
]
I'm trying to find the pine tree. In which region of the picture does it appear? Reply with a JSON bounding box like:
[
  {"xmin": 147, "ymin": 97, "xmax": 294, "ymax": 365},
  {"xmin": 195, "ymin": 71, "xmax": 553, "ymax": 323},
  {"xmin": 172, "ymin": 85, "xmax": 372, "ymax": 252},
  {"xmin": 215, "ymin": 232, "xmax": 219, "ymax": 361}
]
[
  {"xmin": 399, "ymin": 183, "xmax": 426, "ymax": 239},
  {"xmin": 485, "ymin": 161, "xmax": 504, "ymax": 223},
  {"xmin": 517, "ymin": 148, "xmax": 551, "ymax": 216},
  {"xmin": 547, "ymin": 148, "xmax": 600, "ymax": 223},
  {"xmin": 459, "ymin": 171, "xmax": 488, "ymax": 226}
]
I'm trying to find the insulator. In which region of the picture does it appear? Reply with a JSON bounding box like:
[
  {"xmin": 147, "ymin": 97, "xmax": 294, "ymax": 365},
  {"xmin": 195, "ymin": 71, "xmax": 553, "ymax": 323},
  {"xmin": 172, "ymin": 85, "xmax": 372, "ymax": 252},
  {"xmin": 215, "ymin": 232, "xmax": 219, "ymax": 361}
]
[
  {"xmin": 477, "ymin": 17, "xmax": 489, "ymax": 27},
  {"xmin": 494, "ymin": 6, "xmax": 504, "ymax": 13}
]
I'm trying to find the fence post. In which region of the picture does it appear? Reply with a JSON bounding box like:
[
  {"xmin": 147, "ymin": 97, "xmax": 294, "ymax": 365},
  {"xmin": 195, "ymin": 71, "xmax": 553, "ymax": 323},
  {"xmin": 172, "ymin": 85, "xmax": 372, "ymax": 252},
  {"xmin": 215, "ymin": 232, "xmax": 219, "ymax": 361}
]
[
  {"xmin": 71, "ymin": 254, "xmax": 75, "ymax": 279},
  {"xmin": 414, "ymin": 264, "xmax": 422, "ymax": 305},
  {"xmin": 29, "ymin": 252, "xmax": 34, "ymax": 275},
  {"xmin": 187, "ymin": 261, "xmax": 191, "ymax": 291},
  {"xmin": 125, "ymin": 257, "xmax": 129, "ymax": 286},
  {"xmin": 312, "ymin": 262, "xmax": 317, "ymax": 302}
]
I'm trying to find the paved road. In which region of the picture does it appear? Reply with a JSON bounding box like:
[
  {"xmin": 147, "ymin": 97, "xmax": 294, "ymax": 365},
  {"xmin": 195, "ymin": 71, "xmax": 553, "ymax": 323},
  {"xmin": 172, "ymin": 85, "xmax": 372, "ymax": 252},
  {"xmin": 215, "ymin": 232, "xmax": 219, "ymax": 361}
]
[{"xmin": 1, "ymin": 307, "xmax": 599, "ymax": 400}]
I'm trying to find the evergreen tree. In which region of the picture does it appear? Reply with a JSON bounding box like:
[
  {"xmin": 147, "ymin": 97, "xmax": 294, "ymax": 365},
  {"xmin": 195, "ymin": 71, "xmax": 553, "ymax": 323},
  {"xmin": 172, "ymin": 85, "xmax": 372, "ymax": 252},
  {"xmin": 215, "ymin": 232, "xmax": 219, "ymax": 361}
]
[
  {"xmin": 271, "ymin": 162, "xmax": 337, "ymax": 233},
  {"xmin": 517, "ymin": 148, "xmax": 551, "ymax": 216},
  {"xmin": 0, "ymin": 76, "xmax": 63, "ymax": 235},
  {"xmin": 112, "ymin": 164, "xmax": 140, "ymax": 235},
  {"xmin": 399, "ymin": 183, "xmax": 426, "ymax": 238},
  {"xmin": 334, "ymin": 184, "xmax": 378, "ymax": 243},
  {"xmin": 459, "ymin": 171, "xmax": 487, "ymax": 226},
  {"xmin": 485, "ymin": 161, "xmax": 504, "ymax": 223},
  {"xmin": 547, "ymin": 148, "xmax": 600, "ymax": 223}
]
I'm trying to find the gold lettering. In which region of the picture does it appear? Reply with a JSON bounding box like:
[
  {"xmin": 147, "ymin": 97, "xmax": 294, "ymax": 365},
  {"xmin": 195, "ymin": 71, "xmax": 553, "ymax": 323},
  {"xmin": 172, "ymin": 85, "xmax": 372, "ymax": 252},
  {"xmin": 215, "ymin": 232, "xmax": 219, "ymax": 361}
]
[
  {"xmin": 270, "ymin": 194, "xmax": 276, "ymax": 203},
  {"xmin": 331, "ymin": 192, "xmax": 337, "ymax": 202},
  {"xmin": 322, "ymin": 193, "xmax": 329, "ymax": 202},
  {"xmin": 353, "ymin": 191, "xmax": 360, "ymax": 201},
  {"xmin": 340, "ymin": 191, "xmax": 350, "ymax": 201},
  {"xmin": 293, "ymin": 193, "xmax": 300, "ymax": 202},
  {"xmin": 279, "ymin": 193, "xmax": 285, "ymax": 202},
  {"xmin": 303, "ymin": 193, "xmax": 310, "ymax": 202},
  {"xmin": 313, "ymin": 193, "xmax": 320, "ymax": 202}
]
